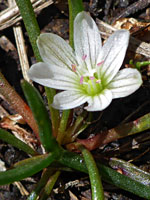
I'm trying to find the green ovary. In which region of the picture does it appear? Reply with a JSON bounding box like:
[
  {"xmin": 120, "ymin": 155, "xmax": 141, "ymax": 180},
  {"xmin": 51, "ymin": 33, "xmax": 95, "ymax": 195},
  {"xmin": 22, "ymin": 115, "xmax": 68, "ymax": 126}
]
[{"xmin": 81, "ymin": 78, "xmax": 103, "ymax": 96}]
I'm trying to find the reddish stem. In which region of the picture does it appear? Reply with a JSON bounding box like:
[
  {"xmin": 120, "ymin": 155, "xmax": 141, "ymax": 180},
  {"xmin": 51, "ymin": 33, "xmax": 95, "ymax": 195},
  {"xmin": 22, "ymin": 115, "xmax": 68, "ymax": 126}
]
[
  {"xmin": 0, "ymin": 72, "xmax": 40, "ymax": 141},
  {"xmin": 76, "ymin": 113, "xmax": 150, "ymax": 151}
]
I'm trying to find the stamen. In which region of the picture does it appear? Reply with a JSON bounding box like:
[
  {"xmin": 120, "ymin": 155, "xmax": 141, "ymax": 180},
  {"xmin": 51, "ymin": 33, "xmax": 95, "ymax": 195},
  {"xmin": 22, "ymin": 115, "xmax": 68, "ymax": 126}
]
[
  {"xmin": 97, "ymin": 61, "xmax": 104, "ymax": 66},
  {"xmin": 89, "ymin": 76, "xmax": 95, "ymax": 80},
  {"xmin": 96, "ymin": 80, "xmax": 101, "ymax": 83},
  {"xmin": 71, "ymin": 64, "xmax": 77, "ymax": 72},
  {"xmin": 80, "ymin": 76, "xmax": 84, "ymax": 84},
  {"xmin": 82, "ymin": 55, "xmax": 87, "ymax": 60}
]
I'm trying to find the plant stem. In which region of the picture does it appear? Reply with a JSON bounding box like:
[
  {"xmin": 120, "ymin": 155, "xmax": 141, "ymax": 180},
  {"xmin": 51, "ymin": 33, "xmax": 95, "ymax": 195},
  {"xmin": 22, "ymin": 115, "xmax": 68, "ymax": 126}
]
[
  {"xmin": 27, "ymin": 168, "xmax": 56, "ymax": 200},
  {"xmin": 77, "ymin": 112, "xmax": 150, "ymax": 150},
  {"xmin": 136, "ymin": 61, "xmax": 150, "ymax": 70},
  {"xmin": 57, "ymin": 110, "xmax": 70, "ymax": 144},
  {"xmin": 56, "ymin": 0, "xmax": 84, "ymax": 144},
  {"xmin": 40, "ymin": 171, "xmax": 60, "ymax": 200}
]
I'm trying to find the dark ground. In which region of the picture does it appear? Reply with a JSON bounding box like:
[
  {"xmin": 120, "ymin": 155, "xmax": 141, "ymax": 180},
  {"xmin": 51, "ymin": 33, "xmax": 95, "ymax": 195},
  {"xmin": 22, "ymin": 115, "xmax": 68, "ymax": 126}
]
[{"xmin": 1, "ymin": 0, "xmax": 150, "ymax": 199}]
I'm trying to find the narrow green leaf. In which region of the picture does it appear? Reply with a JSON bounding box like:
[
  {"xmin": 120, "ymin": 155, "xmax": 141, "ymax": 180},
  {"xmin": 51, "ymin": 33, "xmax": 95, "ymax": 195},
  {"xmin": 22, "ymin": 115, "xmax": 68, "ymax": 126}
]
[
  {"xmin": 40, "ymin": 171, "xmax": 60, "ymax": 200},
  {"xmin": 15, "ymin": 0, "xmax": 41, "ymax": 61},
  {"xmin": 68, "ymin": 0, "xmax": 84, "ymax": 47},
  {"xmin": 0, "ymin": 153, "xmax": 56, "ymax": 185},
  {"xmin": 27, "ymin": 168, "xmax": 55, "ymax": 200},
  {"xmin": 80, "ymin": 146, "xmax": 104, "ymax": 200},
  {"xmin": 0, "ymin": 128, "xmax": 38, "ymax": 156},
  {"xmin": 21, "ymin": 80, "xmax": 60, "ymax": 152},
  {"xmin": 59, "ymin": 151, "xmax": 150, "ymax": 199},
  {"xmin": 109, "ymin": 158, "xmax": 150, "ymax": 185}
]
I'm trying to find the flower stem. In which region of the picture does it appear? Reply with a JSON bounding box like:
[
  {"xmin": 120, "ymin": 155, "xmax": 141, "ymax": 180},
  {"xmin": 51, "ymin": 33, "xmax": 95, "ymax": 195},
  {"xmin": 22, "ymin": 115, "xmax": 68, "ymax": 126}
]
[
  {"xmin": 57, "ymin": 110, "xmax": 71, "ymax": 144},
  {"xmin": 56, "ymin": 0, "xmax": 84, "ymax": 144}
]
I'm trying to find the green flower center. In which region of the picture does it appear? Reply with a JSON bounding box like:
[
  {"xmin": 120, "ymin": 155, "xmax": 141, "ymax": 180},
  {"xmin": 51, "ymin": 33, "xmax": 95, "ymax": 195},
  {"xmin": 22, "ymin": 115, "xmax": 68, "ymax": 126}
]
[
  {"xmin": 71, "ymin": 56, "xmax": 105, "ymax": 96},
  {"xmin": 80, "ymin": 75, "xmax": 103, "ymax": 96}
]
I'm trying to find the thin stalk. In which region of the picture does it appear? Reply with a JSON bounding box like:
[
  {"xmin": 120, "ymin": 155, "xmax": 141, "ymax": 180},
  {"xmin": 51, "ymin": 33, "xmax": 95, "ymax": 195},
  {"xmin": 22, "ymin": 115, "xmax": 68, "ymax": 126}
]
[
  {"xmin": 130, "ymin": 60, "xmax": 150, "ymax": 70},
  {"xmin": 62, "ymin": 114, "xmax": 85, "ymax": 144},
  {"xmin": 27, "ymin": 168, "xmax": 55, "ymax": 200},
  {"xmin": 57, "ymin": 110, "xmax": 70, "ymax": 144},
  {"xmin": 39, "ymin": 171, "xmax": 60, "ymax": 200},
  {"xmin": 79, "ymin": 146, "xmax": 104, "ymax": 200},
  {"xmin": 45, "ymin": 87, "xmax": 60, "ymax": 137},
  {"xmin": 57, "ymin": 0, "xmax": 84, "ymax": 144},
  {"xmin": 136, "ymin": 61, "xmax": 150, "ymax": 70}
]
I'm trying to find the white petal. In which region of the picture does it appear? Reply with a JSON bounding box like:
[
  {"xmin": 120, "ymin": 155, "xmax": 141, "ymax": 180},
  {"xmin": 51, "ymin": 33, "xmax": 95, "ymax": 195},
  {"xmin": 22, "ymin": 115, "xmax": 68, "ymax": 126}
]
[
  {"xmin": 98, "ymin": 30, "xmax": 129, "ymax": 84},
  {"xmin": 74, "ymin": 11, "xmax": 102, "ymax": 74},
  {"xmin": 52, "ymin": 91, "xmax": 90, "ymax": 110},
  {"xmin": 108, "ymin": 68, "xmax": 142, "ymax": 98},
  {"xmin": 85, "ymin": 89, "xmax": 112, "ymax": 111},
  {"xmin": 37, "ymin": 33, "xmax": 77, "ymax": 69},
  {"xmin": 28, "ymin": 62, "xmax": 79, "ymax": 90}
]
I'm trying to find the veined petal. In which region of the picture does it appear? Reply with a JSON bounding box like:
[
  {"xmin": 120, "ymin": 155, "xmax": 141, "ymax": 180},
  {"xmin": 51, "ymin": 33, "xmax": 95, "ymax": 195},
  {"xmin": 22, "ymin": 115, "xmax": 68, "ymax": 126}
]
[
  {"xmin": 28, "ymin": 62, "xmax": 79, "ymax": 90},
  {"xmin": 108, "ymin": 68, "xmax": 142, "ymax": 98},
  {"xmin": 52, "ymin": 91, "xmax": 90, "ymax": 110},
  {"xmin": 99, "ymin": 30, "xmax": 129, "ymax": 84},
  {"xmin": 74, "ymin": 11, "xmax": 102, "ymax": 74},
  {"xmin": 85, "ymin": 89, "xmax": 112, "ymax": 111},
  {"xmin": 37, "ymin": 33, "xmax": 77, "ymax": 69}
]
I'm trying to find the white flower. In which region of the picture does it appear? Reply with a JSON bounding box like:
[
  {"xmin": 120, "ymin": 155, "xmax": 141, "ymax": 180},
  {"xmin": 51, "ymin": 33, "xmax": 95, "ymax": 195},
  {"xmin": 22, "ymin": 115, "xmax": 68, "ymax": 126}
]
[{"xmin": 28, "ymin": 11, "xmax": 142, "ymax": 111}]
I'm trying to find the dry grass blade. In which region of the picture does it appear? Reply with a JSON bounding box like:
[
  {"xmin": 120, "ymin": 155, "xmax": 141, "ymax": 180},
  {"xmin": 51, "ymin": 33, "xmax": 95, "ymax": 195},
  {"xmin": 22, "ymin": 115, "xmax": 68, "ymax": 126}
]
[
  {"xmin": 0, "ymin": 0, "xmax": 53, "ymax": 31},
  {"xmin": 8, "ymin": 0, "xmax": 31, "ymax": 83}
]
